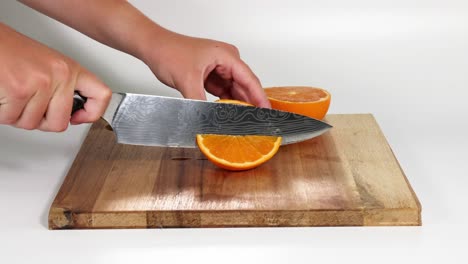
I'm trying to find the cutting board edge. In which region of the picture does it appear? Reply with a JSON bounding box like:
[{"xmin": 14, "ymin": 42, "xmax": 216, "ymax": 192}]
[
  {"xmin": 369, "ymin": 113, "xmax": 422, "ymax": 221},
  {"xmin": 48, "ymin": 207, "xmax": 421, "ymax": 229},
  {"xmin": 388, "ymin": 140, "xmax": 422, "ymax": 221}
]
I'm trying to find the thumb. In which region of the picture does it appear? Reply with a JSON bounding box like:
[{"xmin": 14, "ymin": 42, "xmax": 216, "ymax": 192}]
[{"xmin": 70, "ymin": 69, "xmax": 112, "ymax": 124}]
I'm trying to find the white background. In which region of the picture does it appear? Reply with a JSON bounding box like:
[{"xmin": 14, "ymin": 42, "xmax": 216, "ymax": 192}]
[{"xmin": 1, "ymin": 0, "xmax": 468, "ymax": 263}]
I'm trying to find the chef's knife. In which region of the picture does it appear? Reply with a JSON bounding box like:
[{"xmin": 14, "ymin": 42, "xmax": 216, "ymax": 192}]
[{"xmin": 72, "ymin": 93, "xmax": 332, "ymax": 148}]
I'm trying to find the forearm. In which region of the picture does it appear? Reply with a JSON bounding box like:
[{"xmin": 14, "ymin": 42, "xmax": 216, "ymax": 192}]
[{"xmin": 18, "ymin": 0, "xmax": 166, "ymax": 60}]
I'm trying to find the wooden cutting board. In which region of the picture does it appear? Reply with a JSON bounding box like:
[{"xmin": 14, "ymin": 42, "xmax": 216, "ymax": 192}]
[{"xmin": 49, "ymin": 114, "xmax": 421, "ymax": 229}]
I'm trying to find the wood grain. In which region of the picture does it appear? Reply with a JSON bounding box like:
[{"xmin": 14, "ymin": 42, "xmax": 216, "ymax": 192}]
[{"xmin": 48, "ymin": 114, "xmax": 421, "ymax": 229}]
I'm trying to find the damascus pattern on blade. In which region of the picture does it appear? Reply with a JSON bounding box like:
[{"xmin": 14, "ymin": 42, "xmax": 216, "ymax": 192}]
[{"xmin": 110, "ymin": 94, "xmax": 331, "ymax": 147}]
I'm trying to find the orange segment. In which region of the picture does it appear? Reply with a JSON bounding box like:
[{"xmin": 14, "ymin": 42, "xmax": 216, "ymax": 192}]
[
  {"xmin": 196, "ymin": 134, "xmax": 282, "ymax": 171},
  {"xmin": 264, "ymin": 86, "xmax": 331, "ymax": 120},
  {"xmin": 196, "ymin": 98, "xmax": 281, "ymax": 171}
]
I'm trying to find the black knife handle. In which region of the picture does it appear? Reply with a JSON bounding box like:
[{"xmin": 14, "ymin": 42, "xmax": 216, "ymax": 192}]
[{"xmin": 72, "ymin": 92, "xmax": 87, "ymax": 115}]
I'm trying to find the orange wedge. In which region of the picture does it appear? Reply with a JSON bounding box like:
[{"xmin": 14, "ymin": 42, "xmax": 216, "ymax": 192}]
[
  {"xmin": 196, "ymin": 99, "xmax": 282, "ymax": 171},
  {"xmin": 264, "ymin": 86, "xmax": 331, "ymax": 120},
  {"xmin": 196, "ymin": 134, "xmax": 282, "ymax": 171}
]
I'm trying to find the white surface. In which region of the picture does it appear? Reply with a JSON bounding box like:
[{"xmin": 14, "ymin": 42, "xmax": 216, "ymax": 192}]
[{"xmin": 1, "ymin": 0, "xmax": 468, "ymax": 263}]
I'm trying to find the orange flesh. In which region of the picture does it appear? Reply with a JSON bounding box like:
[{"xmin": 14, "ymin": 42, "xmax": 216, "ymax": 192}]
[
  {"xmin": 196, "ymin": 134, "xmax": 282, "ymax": 171},
  {"xmin": 264, "ymin": 86, "xmax": 331, "ymax": 120},
  {"xmin": 264, "ymin": 87, "xmax": 328, "ymax": 102}
]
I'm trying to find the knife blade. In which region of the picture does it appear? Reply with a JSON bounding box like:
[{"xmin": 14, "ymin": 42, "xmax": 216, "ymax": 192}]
[{"xmin": 73, "ymin": 93, "xmax": 332, "ymax": 148}]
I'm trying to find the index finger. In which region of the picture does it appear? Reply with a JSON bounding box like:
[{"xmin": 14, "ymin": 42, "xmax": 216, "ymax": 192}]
[
  {"xmin": 231, "ymin": 60, "xmax": 271, "ymax": 108},
  {"xmin": 70, "ymin": 69, "xmax": 112, "ymax": 124}
]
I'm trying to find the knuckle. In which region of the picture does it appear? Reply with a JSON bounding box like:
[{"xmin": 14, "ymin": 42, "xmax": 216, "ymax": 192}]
[
  {"xmin": 51, "ymin": 59, "xmax": 73, "ymax": 80},
  {"xmin": 217, "ymin": 42, "xmax": 239, "ymax": 56},
  {"xmin": 34, "ymin": 73, "xmax": 52, "ymax": 92},
  {"xmin": 101, "ymin": 86, "xmax": 112, "ymax": 101},
  {"xmin": 10, "ymin": 85, "xmax": 33, "ymax": 101},
  {"xmin": 7, "ymin": 73, "xmax": 52, "ymax": 101},
  {"xmin": 228, "ymin": 44, "xmax": 239, "ymax": 54}
]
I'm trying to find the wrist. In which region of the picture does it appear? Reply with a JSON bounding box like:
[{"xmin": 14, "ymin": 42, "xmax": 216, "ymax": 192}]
[{"xmin": 135, "ymin": 24, "xmax": 177, "ymax": 68}]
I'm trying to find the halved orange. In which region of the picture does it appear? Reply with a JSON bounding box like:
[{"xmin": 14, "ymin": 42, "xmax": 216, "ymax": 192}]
[
  {"xmin": 196, "ymin": 99, "xmax": 282, "ymax": 171},
  {"xmin": 264, "ymin": 86, "xmax": 331, "ymax": 120}
]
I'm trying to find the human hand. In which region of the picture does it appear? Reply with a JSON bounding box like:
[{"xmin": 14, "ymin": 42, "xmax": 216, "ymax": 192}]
[
  {"xmin": 141, "ymin": 30, "xmax": 271, "ymax": 108},
  {"xmin": 0, "ymin": 23, "xmax": 111, "ymax": 131},
  {"xmin": 17, "ymin": 1, "xmax": 268, "ymax": 107}
]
